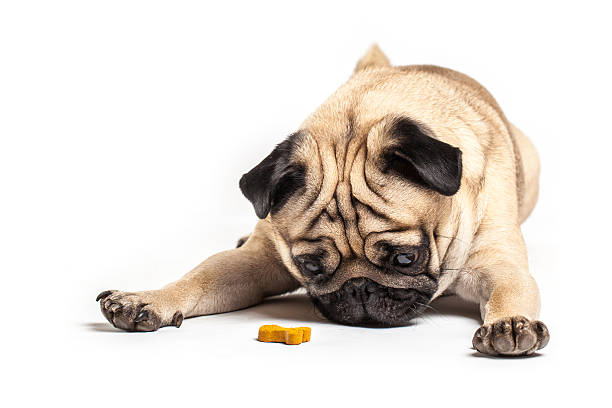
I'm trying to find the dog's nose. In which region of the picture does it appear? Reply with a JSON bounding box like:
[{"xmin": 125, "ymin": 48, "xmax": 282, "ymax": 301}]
[
  {"xmin": 351, "ymin": 278, "xmax": 366, "ymax": 288},
  {"xmin": 342, "ymin": 278, "xmax": 371, "ymax": 302}
]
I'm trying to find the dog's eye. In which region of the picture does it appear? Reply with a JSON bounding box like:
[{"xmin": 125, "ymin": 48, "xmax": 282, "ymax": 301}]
[
  {"xmin": 294, "ymin": 255, "xmax": 325, "ymax": 278},
  {"xmin": 304, "ymin": 261, "xmax": 321, "ymax": 274},
  {"xmin": 394, "ymin": 252, "xmax": 416, "ymax": 266}
]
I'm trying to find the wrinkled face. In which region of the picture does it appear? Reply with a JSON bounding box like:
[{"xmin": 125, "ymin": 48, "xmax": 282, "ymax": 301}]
[
  {"xmin": 293, "ymin": 230, "xmax": 438, "ymax": 326},
  {"xmin": 240, "ymin": 74, "xmax": 463, "ymax": 327}
]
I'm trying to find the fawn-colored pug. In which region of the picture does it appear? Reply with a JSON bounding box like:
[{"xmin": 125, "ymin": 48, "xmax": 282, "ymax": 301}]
[{"xmin": 97, "ymin": 45, "xmax": 549, "ymax": 356}]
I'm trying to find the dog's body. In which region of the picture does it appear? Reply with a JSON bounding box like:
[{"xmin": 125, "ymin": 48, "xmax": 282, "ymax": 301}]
[{"xmin": 97, "ymin": 46, "xmax": 549, "ymax": 356}]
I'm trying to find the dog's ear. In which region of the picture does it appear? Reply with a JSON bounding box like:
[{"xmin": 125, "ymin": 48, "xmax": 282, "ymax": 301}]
[
  {"xmin": 384, "ymin": 118, "xmax": 462, "ymax": 196},
  {"xmin": 239, "ymin": 133, "xmax": 305, "ymax": 219},
  {"xmin": 354, "ymin": 44, "xmax": 391, "ymax": 73}
]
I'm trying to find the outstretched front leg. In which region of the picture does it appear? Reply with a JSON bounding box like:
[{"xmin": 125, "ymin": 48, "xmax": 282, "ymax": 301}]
[
  {"xmin": 96, "ymin": 220, "xmax": 299, "ymax": 331},
  {"xmin": 454, "ymin": 227, "xmax": 550, "ymax": 356}
]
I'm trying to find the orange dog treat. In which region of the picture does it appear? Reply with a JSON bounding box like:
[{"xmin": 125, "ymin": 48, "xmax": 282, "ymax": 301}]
[{"xmin": 257, "ymin": 325, "xmax": 311, "ymax": 345}]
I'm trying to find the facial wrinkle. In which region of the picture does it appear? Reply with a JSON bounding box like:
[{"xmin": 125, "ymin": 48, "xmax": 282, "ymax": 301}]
[
  {"xmin": 308, "ymin": 141, "xmax": 353, "ymax": 258},
  {"xmin": 350, "ymin": 145, "xmax": 390, "ymax": 215},
  {"xmin": 335, "ymin": 130, "xmax": 367, "ymax": 257}
]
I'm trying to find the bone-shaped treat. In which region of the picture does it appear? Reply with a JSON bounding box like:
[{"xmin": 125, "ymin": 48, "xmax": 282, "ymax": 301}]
[{"xmin": 257, "ymin": 325, "xmax": 311, "ymax": 345}]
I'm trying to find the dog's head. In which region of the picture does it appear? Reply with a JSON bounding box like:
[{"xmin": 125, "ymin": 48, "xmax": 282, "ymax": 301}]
[{"xmin": 240, "ymin": 46, "xmax": 465, "ymax": 327}]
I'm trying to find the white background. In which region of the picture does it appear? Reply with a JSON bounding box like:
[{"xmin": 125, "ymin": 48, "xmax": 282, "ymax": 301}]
[{"xmin": 1, "ymin": 1, "xmax": 610, "ymax": 406}]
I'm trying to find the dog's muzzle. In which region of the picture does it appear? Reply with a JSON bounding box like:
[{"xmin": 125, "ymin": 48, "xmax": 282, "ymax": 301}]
[{"xmin": 310, "ymin": 277, "xmax": 435, "ymax": 327}]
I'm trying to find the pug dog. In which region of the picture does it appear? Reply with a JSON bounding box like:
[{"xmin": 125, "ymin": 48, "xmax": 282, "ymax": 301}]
[{"xmin": 97, "ymin": 45, "xmax": 549, "ymax": 356}]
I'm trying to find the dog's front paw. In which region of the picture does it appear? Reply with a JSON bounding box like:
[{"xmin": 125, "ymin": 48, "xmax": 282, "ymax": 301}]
[
  {"xmin": 472, "ymin": 316, "xmax": 549, "ymax": 356},
  {"xmin": 96, "ymin": 290, "xmax": 183, "ymax": 332}
]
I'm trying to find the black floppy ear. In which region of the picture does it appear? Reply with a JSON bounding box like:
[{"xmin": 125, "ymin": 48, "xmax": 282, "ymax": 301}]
[
  {"xmin": 384, "ymin": 118, "xmax": 462, "ymax": 196},
  {"xmin": 239, "ymin": 133, "xmax": 305, "ymax": 219}
]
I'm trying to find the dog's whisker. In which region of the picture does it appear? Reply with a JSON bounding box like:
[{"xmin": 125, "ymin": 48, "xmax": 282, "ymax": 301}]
[
  {"xmin": 434, "ymin": 234, "xmax": 470, "ymax": 246},
  {"xmin": 414, "ymin": 301, "xmax": 441, "ymax": 315}
]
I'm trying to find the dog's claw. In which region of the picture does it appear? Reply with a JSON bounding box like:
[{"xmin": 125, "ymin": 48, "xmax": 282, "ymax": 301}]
[
  {"xmin": 109, "ymin": 303, "xmax": 122, "ymax": 313},
  {"xmin": 172, "ymin": 311, "xmax": 184, "ymax": 328},
  {"xmin": 134, "ymin": 310, "xmax": 148, "ymax": 323},
  {"xmin": 96, "ymin": 290, "xmax": 114, "ymax": 302},
  {"xmin": 534, "ymin": 321, "xmax": 550, "ymax": 349}
]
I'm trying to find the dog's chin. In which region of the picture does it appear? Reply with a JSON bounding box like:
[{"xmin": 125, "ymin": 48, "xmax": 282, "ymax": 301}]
[{"xmin": 309, "ymin": 277, "xmax": 434, "ymax": 327}]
